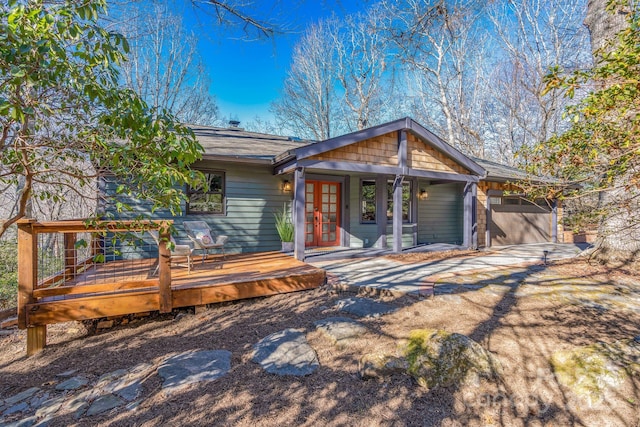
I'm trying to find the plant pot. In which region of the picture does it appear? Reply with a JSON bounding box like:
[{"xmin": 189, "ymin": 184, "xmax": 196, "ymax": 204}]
[{"xmin": 281, "ymin": 241, "xmax": 294, "ymax": 253}]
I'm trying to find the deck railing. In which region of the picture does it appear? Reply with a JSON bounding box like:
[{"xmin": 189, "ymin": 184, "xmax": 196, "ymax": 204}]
[{"xmin": 17, "ymin": 219, "xmax": 173, "ymax": 355}]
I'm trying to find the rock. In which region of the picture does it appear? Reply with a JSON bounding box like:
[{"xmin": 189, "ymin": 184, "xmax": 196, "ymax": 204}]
[
  {"xmin": 85, "ymin": 394, "xmax": 124, "ymax": 417},
  {"xmin": 2, "ymin": 415, "xmax": 38, "ymax": 427},
  {"xmin": 252, "ymin": 329, "xmax": 319, "ymax": 376},
  {"xmin": 359, "ymin": 353, "xmax": 409, "ymax": 380},
  {"xmin": 56, "ymin": 370, "xmax": 77, "ymax": 378},
  {"xmin": 4, "ymin": 401, "xmax": 28, "ymax": 416},
  {"xmin": 4, "ymin": 387, "xmax": 41, "ymax": 406},
  {"xmin": 96, "ymin": 320, "xmax": 114, "ymax": 330},
  {"xmin": 28, "ymin": 392, "xmax": 50, "ymax": 408},
  {"xmin": 551, "ymin": 339, "xmax": 640, "ymax": 406},
  {"xmin": 92, "ymin": 364, "xmax": 152, "ymax": 402},
  {"xmin": 404, "ymin": 329, "xmax": 500, "ymax": 389},
  {"xmin": 158, "ymin": 350, "xmax": 231, "ymax": 392},
  {"xmin": 314, "ymin": 317, "xmax": 368, "ymax": 346},
  {"xmin": 55, "ymin": 376, "xmax": 88, "ymax": 391},
  {"xmin": 34, "ymin": 396, "xmax": 65, "ymax": 419},
  {"xmin": 334, "ymin": 297, "xmax": 397, "ymax": 318}
]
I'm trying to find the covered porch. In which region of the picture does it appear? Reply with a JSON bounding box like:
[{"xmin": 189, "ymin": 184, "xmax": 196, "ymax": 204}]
[{"xmin": 273, "ymin": 118, "xmax": 486, "ymax": 260}]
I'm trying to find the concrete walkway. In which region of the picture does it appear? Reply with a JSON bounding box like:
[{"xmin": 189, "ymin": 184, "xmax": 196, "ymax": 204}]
[{"xmin": 308, "ymin": 243, "xmax": 589, "ymax": 296}]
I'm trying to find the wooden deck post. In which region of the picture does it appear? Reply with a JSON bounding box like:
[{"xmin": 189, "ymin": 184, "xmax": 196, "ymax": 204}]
[
  {"xmin": 27, "ymin": 325, "xmax": 46, "ymax": 357},
  {"xmin": 17, "ymin": 219, "xmax": 37, "ymax": 330},
  {"xmin": 18, "ymin": 219, "xmax": 47, "ymax": 356},
  {"xmin": 64, "ymin": 232, "xmax": 77, "ymax": 280},
  {"xmin": 158, "ymin": 228, "xmax": 172, "ymax": 313}
]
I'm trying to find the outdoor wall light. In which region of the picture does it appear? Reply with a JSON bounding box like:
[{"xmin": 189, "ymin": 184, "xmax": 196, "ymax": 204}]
[
  {"xmin": 282, "ymin": 180, "xmax": 292, "ymax": 192},
  {"xmin": 419, "ymin": 189, "xmax": 428, "ymax": 200}
]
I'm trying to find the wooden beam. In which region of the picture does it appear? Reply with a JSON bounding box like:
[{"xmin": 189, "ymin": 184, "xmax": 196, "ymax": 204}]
[
  {"xmin": 298, "ymin": 160, "xmax": 400, "ymax": 176},
  {"xmin": 158, "ymin": 229, "xmax": 172, "ymax": 313},
  {"xmin": 27, "ymin": 325, "xmax": 46, "ymax": 356},
  {"xmin": 26, "ymin": 291, "xmax": 160, "ymax": 326},
  {"xmin": 33, "ymin": 279, "xmax": 158, "ymax": 299},
  {"xmin": 30, "ymin": 219, "xmax": 173, "ymax": 234},
  {"xmin": 294, "ymin": 167, "xmax": 306, "ymax": 261},
  {"xmin": 406, "ymin": 168, "xmax": 480, "ymax": 183},
  {"xmin": 172, "ymin": 271, "xmax": 326, "ymax": 307},
  {"xmin": 17, "ymin": 219, "xmax": 37, "ymax": 330}
]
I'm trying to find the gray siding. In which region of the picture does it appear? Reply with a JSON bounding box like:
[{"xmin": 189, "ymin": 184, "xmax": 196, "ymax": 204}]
[
  {"xmin": 176, "ymin": 161, "xmax": 292, "ymax": 253},
  {"xmin": 101, "ymin": 161, "xmax": 292, "ymax": 254},
  {"xmin": 417, "ymin": 182, "xmax": 464, "ymax": 244}
]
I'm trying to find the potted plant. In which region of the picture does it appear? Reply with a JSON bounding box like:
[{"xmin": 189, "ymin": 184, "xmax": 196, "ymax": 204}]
[{"xmin": 274, "ymin": 205, "xmax": 295, "ymax": 252}]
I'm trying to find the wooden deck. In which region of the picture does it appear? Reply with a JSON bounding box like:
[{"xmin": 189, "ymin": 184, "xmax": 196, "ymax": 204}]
[{"xmin": 25, "ymin": 252, "xmax": 326, "ymax": 327}]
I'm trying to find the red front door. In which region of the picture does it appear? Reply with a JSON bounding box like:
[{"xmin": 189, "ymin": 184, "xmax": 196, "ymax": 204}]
[{"xmin": 305, "ymin": 181, "xmax": 341, "ymax": 247}]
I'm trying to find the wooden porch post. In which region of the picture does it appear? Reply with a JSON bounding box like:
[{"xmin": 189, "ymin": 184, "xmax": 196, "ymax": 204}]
[
  {"xmin": 392, "ymin": 175, "xmax": 404, "ymax": 253},
  {"xmin": 463, "ymin": 182, "xmax": 478, "ymax": 249},
  {"xmin": 294, "ymin": 167, "xmax": 306, "ymax": 261},
  {"xmin": 393, "ymin": 129, "xmax": 408, "ymax": 253},
  {"xmin": 472, "ymin": 183, "xmax": 478, "ymax": 249},
  {"xmin": 17, "ymin": 219, "xmax": 46, "ymax": 356},
  {"xmin": 376, "ymin": 175, "xmax": 387, "ymax": 249},
  {"xmin": 158, "ymin": 227, "xmax": 172, "ymax": 313}
]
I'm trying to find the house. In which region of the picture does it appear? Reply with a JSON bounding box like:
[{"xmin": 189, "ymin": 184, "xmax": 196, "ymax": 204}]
[{"xmin": 104, "ymin": 117, "xmax": 561, "ymax": 260}]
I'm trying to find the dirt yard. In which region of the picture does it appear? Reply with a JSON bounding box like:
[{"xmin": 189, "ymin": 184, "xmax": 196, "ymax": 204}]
[{"xmin": 1, "ymin": 257, "xmax": 639, "ymax": 426}]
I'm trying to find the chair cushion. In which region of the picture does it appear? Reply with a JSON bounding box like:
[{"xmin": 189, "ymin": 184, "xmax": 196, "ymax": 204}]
[{"xmin": 192, "ymin": 228, "xmax": 214, "ymax": 246}]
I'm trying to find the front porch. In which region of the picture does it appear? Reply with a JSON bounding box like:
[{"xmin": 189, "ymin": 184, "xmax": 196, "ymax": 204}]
[{"xmin": 273, "ymin": 118, "xmax": 485, "ymax": 260}]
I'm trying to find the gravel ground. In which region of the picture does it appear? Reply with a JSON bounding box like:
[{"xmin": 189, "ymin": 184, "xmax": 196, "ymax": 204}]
[{"xmin": 1, "ymin": 257, "xmax": 639, "ymax": 426}]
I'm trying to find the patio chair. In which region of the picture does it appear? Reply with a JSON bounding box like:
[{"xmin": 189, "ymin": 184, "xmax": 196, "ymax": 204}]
[
  {"xmin": 183, "ymin": 221, "xmax": 228, "ymax": 264},
  {"xmin": 149, "ymin": 230, "xmax": 194, "ymax": 274}
]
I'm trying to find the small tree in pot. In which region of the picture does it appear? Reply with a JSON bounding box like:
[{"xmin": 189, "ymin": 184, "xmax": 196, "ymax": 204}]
[{"xmin": 274, "ymin": 205, "xmax": 294, "ymax": 252}]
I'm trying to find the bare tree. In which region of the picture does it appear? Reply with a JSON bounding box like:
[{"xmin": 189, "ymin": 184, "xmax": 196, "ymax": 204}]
[
  {"xmin": 333, "ymin": 5, "xmax": 396, "ymax": 132},
  {"xmin": 271, "ymin": 19, "xmax": 338, "ymax": 140},
  {"xmin": 385, "ymin": 0, "xmax": 491, "ymax": 157},
  {"xmin": 487, "ymin": 0, "xmax": 591, "ymax": 164},
  {"xmin": 115, "ymin": 2, "xmax": 219, "ymax": 126}
]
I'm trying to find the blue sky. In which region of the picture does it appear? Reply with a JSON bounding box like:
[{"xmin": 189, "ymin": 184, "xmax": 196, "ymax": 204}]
[{"xmin": 183, "ymin": 1, "xmax": 368, "ymax": 124}]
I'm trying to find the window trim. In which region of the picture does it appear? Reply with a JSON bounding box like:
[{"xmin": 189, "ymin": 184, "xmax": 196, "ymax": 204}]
[
  {"xmin": 359, "ymin": 178, "xmax": 377, "ymax": 224},
  {"xmin": 186, "ymin": 170, "xmax": 226, "ymax": 215}
]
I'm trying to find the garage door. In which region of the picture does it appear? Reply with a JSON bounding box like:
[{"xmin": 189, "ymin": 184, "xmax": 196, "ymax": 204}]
[{"xmin": 490, "ymin": 197, "xmax": 552, "ymax": 245}]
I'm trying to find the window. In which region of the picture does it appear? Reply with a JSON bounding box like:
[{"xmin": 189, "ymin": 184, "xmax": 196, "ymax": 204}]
[
  {"xmin": 387, "ymin": 180, "xmax": 411, "ymax": 222},
  {"xmin": 360, "ymin": 180, "xmax": 376, "ymax": 223},
  {"xmin": 187, "ymin": 171, "xmax": 225, "ymax": 214},
  {"xmin": 489, "ymin": 196, "xmax": 502, "ymax": 205}
]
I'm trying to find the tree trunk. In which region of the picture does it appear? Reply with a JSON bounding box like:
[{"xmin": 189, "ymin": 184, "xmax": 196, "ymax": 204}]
[{"xmin": 584, "ymin": 0, "xmax": 640, "ymax": 263}]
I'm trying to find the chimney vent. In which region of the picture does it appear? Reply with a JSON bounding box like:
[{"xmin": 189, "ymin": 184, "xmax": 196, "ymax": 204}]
[{"xmin": 229, "ymin": 120, "xmax": 241, "ymax": 128}]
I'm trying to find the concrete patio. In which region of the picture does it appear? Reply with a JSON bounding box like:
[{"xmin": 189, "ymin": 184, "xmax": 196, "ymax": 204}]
[{"xmin": 307, "ymin": 243, "xmax": 590, "ymax": 296}]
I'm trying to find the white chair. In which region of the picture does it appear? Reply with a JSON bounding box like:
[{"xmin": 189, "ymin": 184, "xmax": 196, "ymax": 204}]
[
  {"xmin": 149, "ymin": 231, "xmax": 194, "ymax": 274},
  {"xmin": 183, "ymin": 221, "xmax": 228, "ymax": 264}
]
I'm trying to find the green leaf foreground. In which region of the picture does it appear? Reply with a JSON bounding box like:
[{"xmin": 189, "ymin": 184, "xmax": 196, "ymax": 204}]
[{"xmin": 0, "ymin": 0, "xmax": 205, "ymax": 237}]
